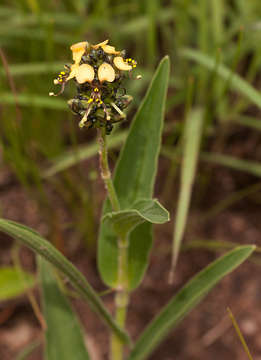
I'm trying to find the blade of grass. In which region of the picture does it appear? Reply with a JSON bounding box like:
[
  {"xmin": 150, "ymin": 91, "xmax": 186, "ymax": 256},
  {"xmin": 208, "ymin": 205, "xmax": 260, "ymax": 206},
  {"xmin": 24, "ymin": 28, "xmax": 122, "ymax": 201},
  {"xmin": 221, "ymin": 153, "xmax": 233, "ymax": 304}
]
[
  {"xmin": 0, "ymin": 62, "xmax": 64, "ymax": 76},
  {"xmin": 0, "ymin": 266, "xmax": 35, "ymax": 301},
  {"xmin": 162, "ymin": 147, "xmax": 261, "ymax": 179},
  {"xmin": 231, "ymin": 114, "xmax": 261, "ymax": 131},
  {"xmin": 43, "ymin": 131, "xmax": 128, "ymax": 178},
  {"xmin": 0, "ymin": 93, "xmax": 67, "ymax": 110},
  {"xmin": 169, "ymin": 108, "xmax": 204, "ymax": 282},
  {"xmin": 181, "ymin": 48, "xmax": 261, "ymax": 109},
  {"xmin": 128, "ymin": 246, "xmax": 255, "ymax": 360},
  {"xmin": 201, "ymin": 152, "xmax": 261, "ymax": 177},
  {"xmin": 227, "ymin": 307, "xmax": 254, "ymax": 360},
  {"xmin": 0, "ymin": 218, "xmax": 130, "ymax": 345},
  {"xmin": 15, "ymin": 339, "xmax": 42, "ymax": 360},
  {"xmin": 39, "ymin": 257, "xmax": 90, "ymax": 360}
]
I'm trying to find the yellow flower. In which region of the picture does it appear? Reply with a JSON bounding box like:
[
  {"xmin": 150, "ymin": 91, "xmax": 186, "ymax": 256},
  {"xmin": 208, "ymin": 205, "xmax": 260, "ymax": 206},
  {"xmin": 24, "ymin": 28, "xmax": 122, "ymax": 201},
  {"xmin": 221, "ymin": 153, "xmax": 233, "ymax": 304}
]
[
  {"xmin": 70, "ymin": 41, "xmax": 88, "ymax": 64},
  {"xmin": 50, "ymin": 39, "xmax": 141, "ymax": 100},
  {"xmin": 98, "ymin": 62, "xmax": 115, "ymax": 82},
  {"xmin": 113, "ymin": 56, "xmax": 133, "ymax": 71},
  {"xmin": 64, "ymin": 42, "xmax": 95, "ymax": 83},
  {"xmin": 91, "ymin": 39, "xmax": 121, "ymax": 55},
  {"xmin": 75, "ymin": 64, "xmax": 95, "ymax": 84}
]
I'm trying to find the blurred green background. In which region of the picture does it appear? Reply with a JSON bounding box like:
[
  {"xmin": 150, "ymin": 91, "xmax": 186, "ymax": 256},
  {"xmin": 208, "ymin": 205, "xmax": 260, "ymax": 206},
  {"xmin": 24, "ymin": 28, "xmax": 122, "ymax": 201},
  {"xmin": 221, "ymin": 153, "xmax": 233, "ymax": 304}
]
[
  {"xmin": 1, "ymin": 0, "xmax": 261, "ymax": 251},
  {"xmin": 1, "ymin": 1, "xmax": 261, "ymax": 359}
]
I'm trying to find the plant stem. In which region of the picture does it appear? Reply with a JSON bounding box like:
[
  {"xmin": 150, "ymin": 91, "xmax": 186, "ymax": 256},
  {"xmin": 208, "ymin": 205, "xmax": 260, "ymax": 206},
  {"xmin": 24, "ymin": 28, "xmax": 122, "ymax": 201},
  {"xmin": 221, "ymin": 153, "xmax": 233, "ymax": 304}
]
[
  {"xmin": 97, "ymin": 128, "xmax": 130, "ymax": 360},
  {"xmin": 97, "ymin": 127, "xmax": 120, "ymax": 212}
]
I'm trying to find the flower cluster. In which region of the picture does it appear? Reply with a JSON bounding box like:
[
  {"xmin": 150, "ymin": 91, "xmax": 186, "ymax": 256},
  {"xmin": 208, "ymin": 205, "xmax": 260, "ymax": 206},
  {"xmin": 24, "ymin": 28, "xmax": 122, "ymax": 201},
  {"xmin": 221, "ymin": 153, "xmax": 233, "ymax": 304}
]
[{"xmin": 49, "ymin": 40, "xmax": 141, "ymax": 134}]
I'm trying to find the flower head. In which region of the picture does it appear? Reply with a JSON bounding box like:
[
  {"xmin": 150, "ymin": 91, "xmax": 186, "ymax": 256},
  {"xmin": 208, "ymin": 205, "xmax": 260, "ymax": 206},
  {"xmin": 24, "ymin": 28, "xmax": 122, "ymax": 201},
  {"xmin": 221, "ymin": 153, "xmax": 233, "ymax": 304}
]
[{"xmin": 49, "ymin": 39, "xmax": 141, "ymax": 133}]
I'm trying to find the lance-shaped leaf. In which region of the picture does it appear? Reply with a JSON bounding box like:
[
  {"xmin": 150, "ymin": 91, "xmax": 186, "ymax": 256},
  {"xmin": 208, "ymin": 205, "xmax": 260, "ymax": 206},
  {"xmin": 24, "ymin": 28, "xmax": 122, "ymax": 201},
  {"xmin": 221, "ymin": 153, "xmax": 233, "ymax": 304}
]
[
  {"xmin": 169, "ymin": 108, "xmax": 204, "ymax": 281},
  {"xmin": 181, "ymin": 48, "xmax": 261, "ymax": 109},
  {"xmin": 98, "ymin": 56, "xmax": 170, "ymax": 290},
  {"xmin": 103, "ymin": 199, "xmax": 169, "ymax": 236},
  {"xmin": 0, "ymin": 266, "xmax": 35, "ymax": 301},
  {"xmin": 0, "ymin": 218, "xmax": 130, "ymax": 345},
  {"xmin": 39, "ymin": 258, "xmax": 90, "ymax": 360},
  {"xmin": 127, "ymin": 245, "xmax": 255, "ymax": 360}
]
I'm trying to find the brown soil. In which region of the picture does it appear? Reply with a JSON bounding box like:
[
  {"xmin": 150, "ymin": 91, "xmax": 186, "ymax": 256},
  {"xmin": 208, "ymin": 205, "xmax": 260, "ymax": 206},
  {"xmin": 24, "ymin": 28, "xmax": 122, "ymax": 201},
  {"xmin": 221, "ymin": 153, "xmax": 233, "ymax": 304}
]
[{"xmin": 1, "ymin": 127, "xmax": 261, "ymax": 360}]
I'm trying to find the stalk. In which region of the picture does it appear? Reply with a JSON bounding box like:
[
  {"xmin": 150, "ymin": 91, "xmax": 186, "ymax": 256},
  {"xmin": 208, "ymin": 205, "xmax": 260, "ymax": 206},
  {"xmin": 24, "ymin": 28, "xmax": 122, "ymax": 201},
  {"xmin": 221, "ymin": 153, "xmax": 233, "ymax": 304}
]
[
  {"xmin": 97, "ymin": 127, "xmax": 130, "ymax": 360},
  {"xmin": 97, "ymin": 127, "xmax": 120, "ymax": 212}
]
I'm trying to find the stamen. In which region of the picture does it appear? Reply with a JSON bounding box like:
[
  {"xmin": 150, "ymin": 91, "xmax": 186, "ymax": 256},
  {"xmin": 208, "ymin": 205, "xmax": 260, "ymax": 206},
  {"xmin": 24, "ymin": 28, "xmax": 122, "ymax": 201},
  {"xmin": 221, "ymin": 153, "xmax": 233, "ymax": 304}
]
[
  {"xmin": 111, "ymin": 102, "xmax": 124, "ymax": 116},
  {"xmin": 79, "ymin": 104, "xmax": 92, "ymax": 128},
  {"xmin": 101, "ymin": 103, "xmax": 111, "ymax": 120},
  {"xmin": 49, "ymin": 82, "xmax": 66, "ymax": 96}
]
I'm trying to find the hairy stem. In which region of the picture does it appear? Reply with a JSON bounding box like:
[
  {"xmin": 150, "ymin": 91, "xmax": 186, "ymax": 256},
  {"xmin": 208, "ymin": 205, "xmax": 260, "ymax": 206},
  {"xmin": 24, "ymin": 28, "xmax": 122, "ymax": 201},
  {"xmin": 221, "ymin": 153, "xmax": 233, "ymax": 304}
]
[
  {"xmin": 97, "ymin": 128, "xmax": 130, "ymax": 360},
  {"xmin": 97, "ymin": 127, "xmax": 120, "ymax": 212}
]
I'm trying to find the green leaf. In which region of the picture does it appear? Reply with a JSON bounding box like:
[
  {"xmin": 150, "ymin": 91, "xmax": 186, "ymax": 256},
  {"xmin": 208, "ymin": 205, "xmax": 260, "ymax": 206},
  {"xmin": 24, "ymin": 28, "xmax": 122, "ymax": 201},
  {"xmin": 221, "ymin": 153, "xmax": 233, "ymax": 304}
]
[
  {"xmin": 0, "ymin": 218, "xmax": 130, "ymax": 345},
  {"xmin": 128, "ymin": 245, "xmax": 255, "ymax": 360},
  {"xmin": 181, "ymin": 48, "xmax": 261, "ymax": 109},
  {"xmin": 98, "ymin": 56, "xmax": 170, "ymax": 290},
  {"xmin": 39, "ymin": 258, "xmax": 90, "ymax": 360},
  {"xmin": 0, "ymin": 62, "xmax": 64, "ymax": 77},
  {"xmin": 169, "ymin": 108, "xmax": 204, "ymax": 281},
  {"xmin": 0, "ymin": 266, "xmax": 35, "ymax": 301},
  {"xmin": 15, "ymin": 339, "xmax": 41, "ymax": 360},
  {"xmin": 201, "ymin": 152, "xmax": 261, "ymax": 178},
  {"xmin": 162, "ymin": 147, "xmax": 261, "ymax": 179},
  {"xmin": 103, "ymin": 199, "xmax": 169, "ymax": 236},
  {"xmin": 232, "ymin": 115, "xmax": 261, "ymax": 132},
  {"xmin": 0, "ymin": 93, "xmax": 67, "ymax": 110}
]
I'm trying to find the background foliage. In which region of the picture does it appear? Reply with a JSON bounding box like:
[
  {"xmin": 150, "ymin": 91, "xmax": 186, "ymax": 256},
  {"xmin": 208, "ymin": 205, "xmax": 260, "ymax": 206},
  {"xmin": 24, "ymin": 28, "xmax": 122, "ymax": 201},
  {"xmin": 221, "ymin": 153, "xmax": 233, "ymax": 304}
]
[{"xmin": 1, "ymin": 0, "xmax": 261, "ymax": 359}]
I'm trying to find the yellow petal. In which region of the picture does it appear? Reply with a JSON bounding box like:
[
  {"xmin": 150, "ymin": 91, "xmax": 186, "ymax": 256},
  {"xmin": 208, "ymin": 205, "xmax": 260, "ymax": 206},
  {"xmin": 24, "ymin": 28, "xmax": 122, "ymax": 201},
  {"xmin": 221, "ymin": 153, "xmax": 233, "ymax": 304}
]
[
  {"xmin": 98, "ymin": 63, "xmax": 115, "ymax": 82},
  {"xmin": 66, "ymin": 64, "xmax": 79, "ymax": 81},
  {"xmin": 75, "ymin": 64, "xmax": 95, "ymax": 84},
  {"xmin": 113, "ymin": 57, "xmax": 132, "ymax": 71},
  {"xmin": 70, "ymin": 41, "xmax": 88, "ymax": 64},
  {"xmin": 101, "ymin": 44, "xmax": 121, "ymax": 55},
  {"xmin": 92, "ymin": 39, "xmax": 109, "ymax": 50}
]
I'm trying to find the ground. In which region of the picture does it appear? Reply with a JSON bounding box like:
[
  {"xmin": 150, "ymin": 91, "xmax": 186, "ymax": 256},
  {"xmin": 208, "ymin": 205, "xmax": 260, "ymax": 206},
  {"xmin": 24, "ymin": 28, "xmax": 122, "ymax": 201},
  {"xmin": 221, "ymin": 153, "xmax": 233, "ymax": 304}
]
[{"xmin": 0, "ymin": 125, "xmax": 261, "ymax": 359}]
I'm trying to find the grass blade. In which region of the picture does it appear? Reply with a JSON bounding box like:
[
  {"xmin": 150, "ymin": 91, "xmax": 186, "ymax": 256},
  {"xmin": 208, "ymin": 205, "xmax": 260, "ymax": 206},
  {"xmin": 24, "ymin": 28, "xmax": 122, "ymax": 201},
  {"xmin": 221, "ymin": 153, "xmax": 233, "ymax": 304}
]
[
  {"xmin": 43, "ymin": 131, "xmax": 127, "ymax": 178},
  {"xmin": 227, "ymin": 307, "xmax": 254, "ymax": 360},
  {"xmin": 0, "ymin": 62, "xmax": 64, "ymax": 76},
  {"xmin": 181, "ymin": 48, "xmax": 261, "ymax": 109},
  {"xmin": 169, "ymin": 108, "xmax": 204, "ymax": 282},
  {"xmin": 0, "ymin": 93, "xmax": 67, "ymax": 110},
  {"xmin": 39, "ymin": 258, "xmax": 90, "ymax": 360},
  {"xmin": 201, "ymin": 152, "xmax": 261, "ymax": 177},
  {"xmin": 0, "ymin": 266, "xmax": 35, "ymax": 301},
  {"xmin": 128, "ymin": 245, "xmax": 255, "ymax": 360},
  {"xmin": 0, "ymin": 218, "xmax": 130, "ymax": 345}
]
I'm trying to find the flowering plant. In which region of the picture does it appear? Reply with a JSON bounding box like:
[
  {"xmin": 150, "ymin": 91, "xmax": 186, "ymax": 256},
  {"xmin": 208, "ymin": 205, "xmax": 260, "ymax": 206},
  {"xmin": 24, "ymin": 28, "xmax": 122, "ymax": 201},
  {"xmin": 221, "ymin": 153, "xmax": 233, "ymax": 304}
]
[
  {"xmin": 0, "ymin": 41, "xmax": 254, "ymax": 360},
  {"xmin": 50, "ymin": 40, "xmax": 140, "ymax": 133}
]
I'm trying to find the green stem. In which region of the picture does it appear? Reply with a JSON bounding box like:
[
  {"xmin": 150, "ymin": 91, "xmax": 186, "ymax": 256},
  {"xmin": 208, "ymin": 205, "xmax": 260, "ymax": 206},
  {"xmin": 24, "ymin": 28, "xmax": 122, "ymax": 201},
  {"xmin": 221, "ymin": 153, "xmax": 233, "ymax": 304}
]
[
  {"xmin": 97, "ymin": 128, "xmax": 130, "ymax": 360},
  {"xmin": 97, "ymin": 127, "xmax": 120, "ymax": 212}
]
